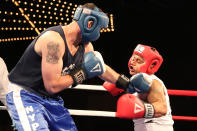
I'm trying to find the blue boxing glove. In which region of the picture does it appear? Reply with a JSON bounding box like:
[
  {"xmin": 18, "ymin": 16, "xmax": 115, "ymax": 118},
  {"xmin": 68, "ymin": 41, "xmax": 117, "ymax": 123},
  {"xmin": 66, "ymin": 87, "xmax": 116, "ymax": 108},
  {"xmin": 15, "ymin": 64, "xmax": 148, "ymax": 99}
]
[
  {"xmin": 127, "ymin": 73, "xmax": 153, "ymax": 93},
  {"xmin": 70, "ymin": 51, "xmax": 106, "ymax": 85},
  {"xmin": 82, "ymin": 51, "xmax": 106, "ymax": 78}
]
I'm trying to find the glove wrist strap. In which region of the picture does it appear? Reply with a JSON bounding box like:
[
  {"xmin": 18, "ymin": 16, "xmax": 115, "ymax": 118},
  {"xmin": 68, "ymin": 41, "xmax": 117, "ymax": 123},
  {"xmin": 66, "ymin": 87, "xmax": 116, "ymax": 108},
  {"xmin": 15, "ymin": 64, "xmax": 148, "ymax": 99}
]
[
  {"xmin": 116, "ymin": 74, "xmax": 129, "ymax": 90},
  {"xmin": 144, "ymin": 103, "xmax": 154, "ymax": 118},
  {"xmin": 69, "ymin": 67, "xmax": 87, "ymax": 86}
]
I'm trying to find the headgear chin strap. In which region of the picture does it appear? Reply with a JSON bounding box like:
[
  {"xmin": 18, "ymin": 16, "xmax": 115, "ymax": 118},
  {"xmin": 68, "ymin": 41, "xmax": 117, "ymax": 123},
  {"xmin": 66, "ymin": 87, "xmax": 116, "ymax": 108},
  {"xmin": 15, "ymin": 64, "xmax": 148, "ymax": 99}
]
[
  {"xmin": 128, "ymin": 44, "xmax": 163, "ymax": 75},
  {"xmin": 73, "ymin": 6, "xmax": 109, "ymax": 43}
]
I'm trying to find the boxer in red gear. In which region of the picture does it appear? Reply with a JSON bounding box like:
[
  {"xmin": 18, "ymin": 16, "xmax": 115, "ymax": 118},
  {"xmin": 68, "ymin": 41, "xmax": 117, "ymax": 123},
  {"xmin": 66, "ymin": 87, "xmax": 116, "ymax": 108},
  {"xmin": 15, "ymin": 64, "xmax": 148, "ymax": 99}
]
[
  {"xmin": 127, "ymin": 44, "xmax": 174, "ymax": 131},
  {"xmin": 104, "ymin": 44, "xmax": 174, "ymax": 131}
]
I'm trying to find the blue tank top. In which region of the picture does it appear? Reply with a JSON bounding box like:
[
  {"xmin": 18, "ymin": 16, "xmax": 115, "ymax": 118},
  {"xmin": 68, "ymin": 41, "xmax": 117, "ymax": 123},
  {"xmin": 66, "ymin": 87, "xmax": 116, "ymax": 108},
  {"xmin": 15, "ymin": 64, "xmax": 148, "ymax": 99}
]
[{"xmin": 8, "ymin": 25, "xmax": 85, "ymax": 97}]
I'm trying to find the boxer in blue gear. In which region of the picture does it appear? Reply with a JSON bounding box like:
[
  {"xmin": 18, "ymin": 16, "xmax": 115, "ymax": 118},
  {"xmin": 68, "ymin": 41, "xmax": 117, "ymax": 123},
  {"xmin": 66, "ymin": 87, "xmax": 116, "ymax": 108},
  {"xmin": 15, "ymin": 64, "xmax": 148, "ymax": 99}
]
[
  {"xmin": 73, "ymin": 6, "xmax": 109, "ymax": 43},
  {"xmin": 6, "ymin": 3, "xmax": 125, "ymax": 131}
]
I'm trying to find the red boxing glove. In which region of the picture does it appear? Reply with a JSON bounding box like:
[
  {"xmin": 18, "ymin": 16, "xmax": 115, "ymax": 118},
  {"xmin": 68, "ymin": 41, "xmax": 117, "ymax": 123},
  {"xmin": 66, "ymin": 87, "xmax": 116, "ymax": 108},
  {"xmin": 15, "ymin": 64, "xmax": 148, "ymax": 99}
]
[
  {"xmin": 103, "ymin": 81, "xmax": 125, "ymax": 96},
  {"xmin": 115, "ymin": 94, "xmax": 154, "ymax": 119}
]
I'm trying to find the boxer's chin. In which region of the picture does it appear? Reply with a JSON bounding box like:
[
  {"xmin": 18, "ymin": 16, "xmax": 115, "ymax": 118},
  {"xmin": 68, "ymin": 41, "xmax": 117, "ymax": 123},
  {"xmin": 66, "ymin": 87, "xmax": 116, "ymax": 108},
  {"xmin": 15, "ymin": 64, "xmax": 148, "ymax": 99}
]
[{"xmin": 129, "ymin": 70, "xmax": 136, "ymax": 75}]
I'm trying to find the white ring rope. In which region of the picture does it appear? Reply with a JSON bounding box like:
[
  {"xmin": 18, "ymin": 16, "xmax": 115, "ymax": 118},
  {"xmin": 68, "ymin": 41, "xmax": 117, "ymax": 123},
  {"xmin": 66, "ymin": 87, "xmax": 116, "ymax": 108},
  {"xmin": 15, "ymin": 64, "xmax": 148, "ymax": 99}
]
[
  {"xmin": 72, "ymin": 84, "xmax": 106, "ymax": 91},
  {"xmin": 0, "ymin": 84, "xmax": 108, "ymax": 116},
  {"xmin": 1, "ymin": 84, "xmax": 197, "ymax": 121},
  {"xmin": 0, "ymin": 85, "xmax": 105, "ymax": 110},
  {"xmin": 0, "ymin": 106, "xmax": 7, "ymax": 110},
  {"xmin": 0, "ymin": 105, "xmax": 115, "ymax": 117},
  {"xmin": 69, "ymin": 109, "xmax": 115, "ymax": 117}
]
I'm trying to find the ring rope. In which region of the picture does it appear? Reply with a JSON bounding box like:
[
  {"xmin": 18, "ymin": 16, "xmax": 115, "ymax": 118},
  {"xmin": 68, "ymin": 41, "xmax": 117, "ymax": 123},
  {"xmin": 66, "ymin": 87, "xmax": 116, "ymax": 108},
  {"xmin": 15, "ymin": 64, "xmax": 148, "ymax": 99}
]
[
  {"xmin": 1, "ymin": 84, "xmax": 197, "ymax": 121},
  {"xmin": 0, "ymin": 106, "xmax": 7, "ymax": 110},
  {"xmin": 172, "ymin": 116, "xmax": 197, "ymax": 121},
  {"xmin": 1, "ymin": 106, "xmax": 196, "ymax": 121},
  {"xmin": 167, "ymin": 89, "xmax": 197, "ymax": 97},
  {"xmin": 70, "ymin": 110, "xmax": 197, "ymax": 121},
  {"xmin": 74, "ymin": 84, "xmax": 197, "ymax": 97}
]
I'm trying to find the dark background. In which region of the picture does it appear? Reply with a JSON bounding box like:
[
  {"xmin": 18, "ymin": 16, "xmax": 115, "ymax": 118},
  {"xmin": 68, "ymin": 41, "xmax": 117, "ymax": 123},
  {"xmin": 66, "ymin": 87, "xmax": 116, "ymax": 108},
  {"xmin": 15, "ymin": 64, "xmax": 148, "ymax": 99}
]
[{"xmin": 0, "ymin": 0, "xmax": 196, "ymax": 130}]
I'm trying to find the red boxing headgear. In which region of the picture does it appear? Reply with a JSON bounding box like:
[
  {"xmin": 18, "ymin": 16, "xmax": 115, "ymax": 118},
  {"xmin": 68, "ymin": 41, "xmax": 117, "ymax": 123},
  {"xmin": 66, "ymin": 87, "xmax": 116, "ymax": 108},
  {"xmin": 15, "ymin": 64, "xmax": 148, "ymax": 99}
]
[{"xmin": 128, "ymin": 44, "xmax": 163, "ymax": 74}]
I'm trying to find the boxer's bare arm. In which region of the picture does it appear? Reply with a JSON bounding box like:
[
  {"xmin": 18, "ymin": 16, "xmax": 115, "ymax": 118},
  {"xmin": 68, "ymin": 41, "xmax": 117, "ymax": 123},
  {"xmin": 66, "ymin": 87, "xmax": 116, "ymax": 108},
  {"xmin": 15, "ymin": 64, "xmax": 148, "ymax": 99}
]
[
  {"xmin": 99, "ymin": 64, "xmax": 120, "ymax": 83},
  {"xmin": 146, "ymin": 80, "xmax": 167, "ymax": 117},
  {"xmin": 38, "ymin": 32, "xmax": 74, "ymax": 94},
  {"xmin": 83, "ymin": 42, "xmax": 120, "ymax": 83}
]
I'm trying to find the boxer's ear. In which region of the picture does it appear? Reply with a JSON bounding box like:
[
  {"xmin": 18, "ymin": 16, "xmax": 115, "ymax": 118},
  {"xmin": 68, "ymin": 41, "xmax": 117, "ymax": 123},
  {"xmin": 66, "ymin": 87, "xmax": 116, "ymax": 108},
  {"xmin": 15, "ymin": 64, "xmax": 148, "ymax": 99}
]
[{"xmin": 150, "ymin": 62, "xmax": 157, "ymax": 69}]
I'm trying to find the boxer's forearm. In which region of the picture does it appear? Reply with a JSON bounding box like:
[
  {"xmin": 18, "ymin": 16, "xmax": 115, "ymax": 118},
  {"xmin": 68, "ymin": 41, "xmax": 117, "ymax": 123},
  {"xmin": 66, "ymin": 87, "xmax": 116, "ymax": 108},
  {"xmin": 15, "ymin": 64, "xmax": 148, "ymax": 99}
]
[
  {"xmin": 148, "ymin": 80, "xmax": 167, "ymax": 117},
  {"xmin": 99, "ymin": 64, "xmax": 120, "ymax": 84},
  {"xmin": 152, "ymin": 101, "xmax": 167, "ymax": 117}
]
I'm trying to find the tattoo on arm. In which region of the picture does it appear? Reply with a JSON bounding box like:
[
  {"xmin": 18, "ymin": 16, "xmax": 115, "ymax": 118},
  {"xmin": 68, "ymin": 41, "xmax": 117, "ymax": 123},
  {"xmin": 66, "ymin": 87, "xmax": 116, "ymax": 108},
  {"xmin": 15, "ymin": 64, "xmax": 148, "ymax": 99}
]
[{"xmin": 46, "ymin": 42, "xmax": 60, "ymax": 64}]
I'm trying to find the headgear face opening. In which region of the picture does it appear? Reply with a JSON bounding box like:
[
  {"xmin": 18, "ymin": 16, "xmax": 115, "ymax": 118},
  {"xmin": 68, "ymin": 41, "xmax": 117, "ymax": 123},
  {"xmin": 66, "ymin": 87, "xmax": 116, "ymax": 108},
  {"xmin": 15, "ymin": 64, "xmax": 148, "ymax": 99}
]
[
  {"xmin": 128, "ymin": 44, "xmax": 163, "ymax": 75},
  {"xmin": 73, "ymin": 6, "xmax": 109, "ymax": 43}
]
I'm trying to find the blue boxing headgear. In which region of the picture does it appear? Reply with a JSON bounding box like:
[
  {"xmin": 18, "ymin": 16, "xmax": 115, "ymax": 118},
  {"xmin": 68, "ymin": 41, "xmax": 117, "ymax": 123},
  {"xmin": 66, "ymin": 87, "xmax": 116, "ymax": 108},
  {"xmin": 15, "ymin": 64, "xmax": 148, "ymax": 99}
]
[{"xmin": 73, "ymin": 6, "xmax": 109, "ymax": 43}]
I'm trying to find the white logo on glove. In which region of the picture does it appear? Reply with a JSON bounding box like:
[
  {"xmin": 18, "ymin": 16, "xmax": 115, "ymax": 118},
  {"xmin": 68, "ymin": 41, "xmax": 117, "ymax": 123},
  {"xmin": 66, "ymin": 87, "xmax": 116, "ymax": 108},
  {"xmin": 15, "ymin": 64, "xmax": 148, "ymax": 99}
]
[
  {"xmin": 134, "ymin": 103, "xmax": 143, "ymax": 114},
  {"xmin": 90, "ymin": 63, "xmax": 101, "ymax": 72}
]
